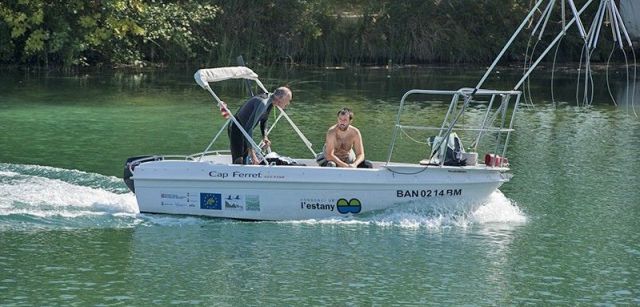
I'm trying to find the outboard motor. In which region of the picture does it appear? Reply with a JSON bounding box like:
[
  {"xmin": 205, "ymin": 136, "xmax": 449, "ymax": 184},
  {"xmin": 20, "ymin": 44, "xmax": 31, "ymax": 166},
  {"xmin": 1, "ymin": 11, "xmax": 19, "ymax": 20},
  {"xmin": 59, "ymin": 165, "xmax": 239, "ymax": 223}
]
[{"xmin": 123, "ymin": 156, "xmax": 162, "ymax": 193}]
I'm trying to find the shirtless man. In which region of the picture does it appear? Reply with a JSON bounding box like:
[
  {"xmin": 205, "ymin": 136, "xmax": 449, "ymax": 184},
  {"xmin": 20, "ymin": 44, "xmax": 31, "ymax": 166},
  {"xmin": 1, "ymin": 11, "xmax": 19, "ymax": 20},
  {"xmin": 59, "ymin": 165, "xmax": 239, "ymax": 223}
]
[{"xmin": 323, "ymin": 107, "xmax": 365, "ymax": 168}]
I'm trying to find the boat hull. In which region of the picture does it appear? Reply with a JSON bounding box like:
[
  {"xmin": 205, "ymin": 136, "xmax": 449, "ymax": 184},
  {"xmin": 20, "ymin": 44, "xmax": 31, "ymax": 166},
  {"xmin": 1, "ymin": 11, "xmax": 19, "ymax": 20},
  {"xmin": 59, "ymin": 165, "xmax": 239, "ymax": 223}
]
[{"xmin": 129, "ymin": 158, "xmax": 510, "ymax": 220}]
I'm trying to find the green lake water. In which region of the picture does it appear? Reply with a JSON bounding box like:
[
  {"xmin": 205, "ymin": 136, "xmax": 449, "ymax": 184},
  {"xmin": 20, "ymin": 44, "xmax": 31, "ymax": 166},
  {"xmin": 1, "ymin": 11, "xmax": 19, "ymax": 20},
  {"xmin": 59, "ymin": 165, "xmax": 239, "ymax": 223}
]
[{"xmin": 1, "ymin": 66, "xmax": 639, "ymax": 305}]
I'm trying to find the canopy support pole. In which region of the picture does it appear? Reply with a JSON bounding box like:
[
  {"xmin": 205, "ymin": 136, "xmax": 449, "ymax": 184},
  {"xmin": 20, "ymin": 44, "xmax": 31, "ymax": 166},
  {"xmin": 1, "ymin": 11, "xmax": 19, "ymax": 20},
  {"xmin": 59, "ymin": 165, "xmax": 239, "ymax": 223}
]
[{"xmin": 201, "ymin": 85, "xmax": 266, "ymax": 163}]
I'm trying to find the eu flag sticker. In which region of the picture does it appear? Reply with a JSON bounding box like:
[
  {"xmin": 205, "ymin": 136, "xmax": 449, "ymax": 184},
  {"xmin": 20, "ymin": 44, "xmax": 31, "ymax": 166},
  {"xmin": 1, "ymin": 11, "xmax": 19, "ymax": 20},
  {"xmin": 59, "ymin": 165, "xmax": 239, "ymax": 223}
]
[{"xmin": 200, "ymin": 193, "xmax": 222, "ymax": 210}]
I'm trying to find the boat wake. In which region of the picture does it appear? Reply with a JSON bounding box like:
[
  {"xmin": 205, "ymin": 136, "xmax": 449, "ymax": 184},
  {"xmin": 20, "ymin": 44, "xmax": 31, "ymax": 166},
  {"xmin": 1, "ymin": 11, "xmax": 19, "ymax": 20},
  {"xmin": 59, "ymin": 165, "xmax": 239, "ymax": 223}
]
[
  {"xmin": 0, "ymin": 163, "xmax": 234, "ymax": 229},
  {"xmin": 369, "ymin": 191, "xmax": 526, "ymax": 229},
  {"xmin": 0, "ymin": 163, "xmax": 141, "ymax": 230},
  {"xmin": 283, "ymin": 191, "xmax": 526, "ymax": 229}
]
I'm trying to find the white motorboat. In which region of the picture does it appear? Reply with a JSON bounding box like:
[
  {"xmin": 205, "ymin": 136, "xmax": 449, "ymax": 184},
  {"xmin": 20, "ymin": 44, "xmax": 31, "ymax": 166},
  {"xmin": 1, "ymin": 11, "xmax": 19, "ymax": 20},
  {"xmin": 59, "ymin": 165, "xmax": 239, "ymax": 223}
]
[
  {"xmin": 125, "ymin": 0, "xmax": 633, "ymax": 220},
  {"xmin": 124, "ymin": 66, "xmax": 518, "ymax": 220}
]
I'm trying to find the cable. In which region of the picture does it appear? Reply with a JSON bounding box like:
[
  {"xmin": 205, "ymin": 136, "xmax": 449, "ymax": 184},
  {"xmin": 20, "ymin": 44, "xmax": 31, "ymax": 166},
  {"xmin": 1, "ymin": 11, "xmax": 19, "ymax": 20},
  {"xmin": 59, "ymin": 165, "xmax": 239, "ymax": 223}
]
[
  {"xmin": 522, "ymin": 35, "xmax": 534, "ymax": 107},
  {"xmin": 576, "ymin": 44, "xmax": 586, "ymax": 107},
  {"xmin": 551, "ymin": 35, "xmax": 565, "ymax": 107},
  {"xmin": 527, "ymin": 39, "xmax": 541, "ymax": 107},
  {"xmin": 631, "ymin": 47, "xmax": 638, "ymax": 117},
  {"xmin": 588, "ymin": 48, "xmax": 595, "ymax": 107},
  {"xmin": 606, "ymin": 41, "xmax": 618, "ymax": 106},
  {"xmin": 399, "ymin": 128, "xmax": 428, "ymax": 145}
]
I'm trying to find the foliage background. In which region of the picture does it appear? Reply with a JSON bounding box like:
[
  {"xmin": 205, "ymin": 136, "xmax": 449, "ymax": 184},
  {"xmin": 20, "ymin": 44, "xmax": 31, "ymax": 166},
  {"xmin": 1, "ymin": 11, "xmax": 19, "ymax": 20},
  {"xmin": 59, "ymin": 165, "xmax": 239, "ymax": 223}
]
[{"xmin": 0, "ymin": 0, "xmax": 636, "ymax": 68}]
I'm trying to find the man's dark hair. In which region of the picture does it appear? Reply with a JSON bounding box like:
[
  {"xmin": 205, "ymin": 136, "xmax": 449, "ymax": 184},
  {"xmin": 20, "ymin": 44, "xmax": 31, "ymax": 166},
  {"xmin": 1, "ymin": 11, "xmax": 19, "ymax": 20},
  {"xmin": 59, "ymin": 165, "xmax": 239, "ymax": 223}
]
[{"xmin": 337, "ymin": 107, "xmax": 353, "ymax": 120}]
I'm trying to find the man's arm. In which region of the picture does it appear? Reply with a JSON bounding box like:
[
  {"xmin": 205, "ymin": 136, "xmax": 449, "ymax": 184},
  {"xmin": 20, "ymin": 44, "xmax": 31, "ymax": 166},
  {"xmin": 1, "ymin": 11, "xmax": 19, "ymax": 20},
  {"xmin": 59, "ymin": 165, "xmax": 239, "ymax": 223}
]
[
  {"xmin": 351, "ymin": 128, "xmax": 365, "ymax": 168},
  {"xmin": 248, "ymin": 148, "xmax": 260, "ymax": 165},
  {"xmin": 258, "ymin": 104, "xmax": 273, "ymax": 148}
]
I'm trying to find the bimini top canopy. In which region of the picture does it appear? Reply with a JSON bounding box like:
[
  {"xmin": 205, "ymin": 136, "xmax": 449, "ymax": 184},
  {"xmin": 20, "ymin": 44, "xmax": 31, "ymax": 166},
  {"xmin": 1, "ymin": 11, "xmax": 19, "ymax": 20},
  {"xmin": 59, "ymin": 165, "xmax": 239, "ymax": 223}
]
[{"xmin": 194, "ymin": 66, "xmax": 268, "ymax": 93}]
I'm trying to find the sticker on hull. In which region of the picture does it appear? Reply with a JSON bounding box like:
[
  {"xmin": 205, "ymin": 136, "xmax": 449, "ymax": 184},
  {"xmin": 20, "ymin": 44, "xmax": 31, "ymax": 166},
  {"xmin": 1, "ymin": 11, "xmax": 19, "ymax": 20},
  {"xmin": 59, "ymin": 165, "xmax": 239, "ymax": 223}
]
[
  {"xmin": 299, "ymin": 197, "xmax": 362, "ymax": 214},
  {"xmin": 245, "ymin": 195, "xmax": 261, "ymax": 211},
  {"xmin": 224, "ymin": 194, "xmax": 244, "ymax": 211},
  {"xmin": 200, "ymin": 193, "xmax": 222, "ymax": 210},
  {"xmin": 336, "ymin": 198, "xmax": 362, "ymax": 214}
]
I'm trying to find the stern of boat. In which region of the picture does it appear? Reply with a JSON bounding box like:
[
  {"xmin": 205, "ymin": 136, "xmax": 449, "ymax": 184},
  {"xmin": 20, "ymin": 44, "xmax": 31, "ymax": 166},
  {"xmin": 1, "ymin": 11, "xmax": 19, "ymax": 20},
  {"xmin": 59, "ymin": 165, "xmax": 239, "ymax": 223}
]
[{"xmin": 123, "ymin": 156, "xmax": 162, "ymax": 193}]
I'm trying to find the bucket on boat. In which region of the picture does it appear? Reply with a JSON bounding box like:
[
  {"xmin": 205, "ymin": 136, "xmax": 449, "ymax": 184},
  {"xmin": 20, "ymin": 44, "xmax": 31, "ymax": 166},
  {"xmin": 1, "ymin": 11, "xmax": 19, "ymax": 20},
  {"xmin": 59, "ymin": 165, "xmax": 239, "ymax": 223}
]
[{"xmin": 484, "ymin": 153, "xmax": 508, "ymax": 167}]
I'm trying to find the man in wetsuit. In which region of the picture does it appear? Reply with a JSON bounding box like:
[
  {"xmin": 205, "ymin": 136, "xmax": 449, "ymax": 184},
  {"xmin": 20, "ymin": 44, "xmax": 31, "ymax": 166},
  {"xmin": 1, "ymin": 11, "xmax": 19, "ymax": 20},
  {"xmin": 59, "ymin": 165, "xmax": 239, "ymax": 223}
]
[
  {"xmin": 228, "ymin": 86, "xmax": 292, "ymax": 164},
  {"xmin": 320, "ymin": 107, "xmax": 368, "ymax": 168}
]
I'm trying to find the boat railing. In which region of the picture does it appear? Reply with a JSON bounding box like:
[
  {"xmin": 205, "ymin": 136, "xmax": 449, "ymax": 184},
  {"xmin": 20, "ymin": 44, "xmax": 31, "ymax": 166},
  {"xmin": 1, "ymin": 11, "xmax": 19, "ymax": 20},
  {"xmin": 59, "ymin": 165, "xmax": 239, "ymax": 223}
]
[
  {"xmin": 189, "ymin": 150, "xmax": 231, "ymax": 160},
  {"xmin": 126, "ymin": 155, "xmax": 192, "ymax": 173},
  {"xmin": 386, "ymin": 88, "xmax": 521, "ymax": 167},
  {"xmin": 128, "ymin": 151, "xmax": 233, "ymax": 173}
]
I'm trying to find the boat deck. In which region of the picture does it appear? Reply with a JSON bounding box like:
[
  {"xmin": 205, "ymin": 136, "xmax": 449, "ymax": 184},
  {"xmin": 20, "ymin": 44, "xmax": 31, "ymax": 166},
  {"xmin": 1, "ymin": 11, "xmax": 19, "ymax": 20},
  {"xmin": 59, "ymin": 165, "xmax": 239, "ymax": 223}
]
[{"xmin": 162, "ymin": 153, "xmax": 509, "ymax": 171}]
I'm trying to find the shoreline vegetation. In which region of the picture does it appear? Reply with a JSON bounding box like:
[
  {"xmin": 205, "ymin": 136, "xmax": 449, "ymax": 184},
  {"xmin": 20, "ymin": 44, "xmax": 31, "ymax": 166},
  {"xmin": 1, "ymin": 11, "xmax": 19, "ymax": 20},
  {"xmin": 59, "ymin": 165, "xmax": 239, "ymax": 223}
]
[{"xmin": 1, "ymin": 1, "xmax": 638, "ymax": 70}]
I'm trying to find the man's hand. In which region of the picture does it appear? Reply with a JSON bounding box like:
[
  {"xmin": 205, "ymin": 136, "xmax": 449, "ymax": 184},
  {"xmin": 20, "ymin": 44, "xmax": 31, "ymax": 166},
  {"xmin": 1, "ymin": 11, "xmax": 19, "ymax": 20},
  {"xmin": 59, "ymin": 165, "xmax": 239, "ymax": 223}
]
[
  {"xmin": 262, "ymin": 137, "xmax": 271, "ymax": 147},
  {"xmin": 249, "ymin": 149, "xmax": 260, "ymax": 165}
]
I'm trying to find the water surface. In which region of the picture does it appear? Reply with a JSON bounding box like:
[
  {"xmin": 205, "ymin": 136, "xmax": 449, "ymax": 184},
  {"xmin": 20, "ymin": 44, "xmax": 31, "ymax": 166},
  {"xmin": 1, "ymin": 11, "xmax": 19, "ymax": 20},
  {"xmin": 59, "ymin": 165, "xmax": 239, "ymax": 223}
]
[{"xmin": 1, "ymin": 66, "xmax": 639, "ymax": 305}]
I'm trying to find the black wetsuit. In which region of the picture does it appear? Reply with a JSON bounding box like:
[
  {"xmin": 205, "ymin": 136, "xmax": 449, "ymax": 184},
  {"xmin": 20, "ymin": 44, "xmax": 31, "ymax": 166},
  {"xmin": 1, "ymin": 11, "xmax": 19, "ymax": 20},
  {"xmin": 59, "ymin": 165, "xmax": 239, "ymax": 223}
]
[{"xmin": 228, "ymin": 94, "xmax": 274, "ymax": 164}]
